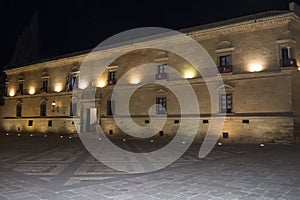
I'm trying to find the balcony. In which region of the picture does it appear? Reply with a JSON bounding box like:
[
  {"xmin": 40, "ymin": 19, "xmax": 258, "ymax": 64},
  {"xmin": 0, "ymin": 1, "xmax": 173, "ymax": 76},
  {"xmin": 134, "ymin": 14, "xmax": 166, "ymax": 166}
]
[
  {"xmin": 40, "ymin": 88, "xmax": 48, "ymax": 93},
  {"xmin": 218, "ymin": 65, "xmax": 232, "ymax": 73},
  {"xmin": 107, "ymin": 79, "xmax": 116, "ymax": 85},
  {"xmin": 281, "ymin": 58, "xmax": 298, "ymax": 68},
  {"xmin": 16, "ymin": 90, "xmax": 23, "ymax": 95},
  {"xmin": 155, "ymin": 73, "xmax": 168, "ymax": 80}
]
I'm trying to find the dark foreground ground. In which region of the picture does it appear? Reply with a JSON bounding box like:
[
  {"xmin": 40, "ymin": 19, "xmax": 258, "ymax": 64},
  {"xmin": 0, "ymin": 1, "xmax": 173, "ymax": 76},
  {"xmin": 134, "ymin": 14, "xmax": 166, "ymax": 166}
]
[{"xmin": 0, "ymin": 135, "xmax": 300, "ymax": 200}]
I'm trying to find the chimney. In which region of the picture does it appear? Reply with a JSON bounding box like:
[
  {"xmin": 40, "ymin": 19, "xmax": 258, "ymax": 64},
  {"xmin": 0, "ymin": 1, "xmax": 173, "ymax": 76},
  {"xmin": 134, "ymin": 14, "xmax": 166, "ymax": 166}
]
[{"xmin": 289, "ymin": 2, "xmax": 300, "ymax": 16}]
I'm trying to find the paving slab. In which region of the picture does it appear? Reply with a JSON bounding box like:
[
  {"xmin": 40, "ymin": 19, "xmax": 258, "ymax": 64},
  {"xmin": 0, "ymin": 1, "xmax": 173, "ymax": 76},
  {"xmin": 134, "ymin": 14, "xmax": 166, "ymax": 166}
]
[{"xmin": 0, "ymin": 135, "xmax": 299, "ymax": 199}]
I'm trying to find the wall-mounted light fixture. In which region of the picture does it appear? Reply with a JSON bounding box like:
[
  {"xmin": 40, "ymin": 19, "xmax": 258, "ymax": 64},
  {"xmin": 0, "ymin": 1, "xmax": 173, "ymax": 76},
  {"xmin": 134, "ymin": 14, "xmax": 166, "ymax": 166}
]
[
  {"xmin": 130, "ymin": 76, "xmax": 140, "ymax": 84},
  {"xmin": 249, "ymin": 61, "xmax": 264, "ymax": 72},
  {"xmin": 54, "ymin": 85, "xmax": 62, "ymax": 92},
  {"xmin": 28, "ymin": 87, "xmax": 35, "ymax": 95},
  {"xmin": 52, "ymin": 101, "xmax": 59, "ymax": 112},
  {"xmin": 9, "ymin": 89, "xmax": 15, "ymax": 97}
]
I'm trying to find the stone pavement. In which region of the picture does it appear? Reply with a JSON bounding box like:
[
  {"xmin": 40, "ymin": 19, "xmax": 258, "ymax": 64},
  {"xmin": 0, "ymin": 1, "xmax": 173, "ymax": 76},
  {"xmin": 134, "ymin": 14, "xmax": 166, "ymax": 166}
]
[{"xmin": 0, "ymin": 135, "xmax": 300, "ymax": 200}]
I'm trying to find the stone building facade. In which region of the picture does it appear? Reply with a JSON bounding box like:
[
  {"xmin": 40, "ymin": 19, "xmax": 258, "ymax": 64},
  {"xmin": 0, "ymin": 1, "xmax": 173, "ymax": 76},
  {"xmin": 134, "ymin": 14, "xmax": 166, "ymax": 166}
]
[{"xmin": 1, "ymin": 4, "xmax": 300, "ymax": 143}]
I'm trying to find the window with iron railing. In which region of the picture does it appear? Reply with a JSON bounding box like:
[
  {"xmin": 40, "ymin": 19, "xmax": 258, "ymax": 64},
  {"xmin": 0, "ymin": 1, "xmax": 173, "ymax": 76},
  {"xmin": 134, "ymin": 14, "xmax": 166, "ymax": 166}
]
[
  {"xmin": 17, "ymin": 83, "xmax": 24, "ymax": 95},
  {"xmin": 108, "ymin": 71, "xmax": 116, "ymax": 85},
  {"xmin": 41, "ymin": 80, "xmax": 48, "ymax": 92},
  {"xmin": 281, "ymin": 47, "xmax": 297, "ymax": 67},
  {"xmin": 156, "ymin": 64, "xmax": 168, "ymax": 80},
  {"xmin": 218, "ymin": 55, "xmax": 232, "ymax": 73}
]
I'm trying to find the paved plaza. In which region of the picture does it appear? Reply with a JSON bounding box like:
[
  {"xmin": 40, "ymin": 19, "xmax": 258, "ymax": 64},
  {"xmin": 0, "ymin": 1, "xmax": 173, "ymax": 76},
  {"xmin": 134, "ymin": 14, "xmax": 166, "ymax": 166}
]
[{"xmin": 0, "ymin": 135, "xmax": 300, "ymax": 200}]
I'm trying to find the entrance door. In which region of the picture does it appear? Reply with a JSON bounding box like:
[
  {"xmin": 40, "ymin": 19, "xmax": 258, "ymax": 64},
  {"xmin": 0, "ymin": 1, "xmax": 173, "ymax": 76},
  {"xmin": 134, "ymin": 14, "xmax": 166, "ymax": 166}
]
[{"xmin": 81, "ymin": 107, "xmax": 98, "ymax": 132}]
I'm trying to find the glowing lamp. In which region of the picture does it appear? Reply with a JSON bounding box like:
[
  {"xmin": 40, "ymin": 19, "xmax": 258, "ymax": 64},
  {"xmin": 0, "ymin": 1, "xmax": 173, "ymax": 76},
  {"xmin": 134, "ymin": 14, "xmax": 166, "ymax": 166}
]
[
  {"xmin": 79, "ymin": 81, "xmax": 88, "ymax": 89},
  {"xmin": 98, "ymin": 81, "xmax": 106, "ymax": 88},
  {"xmin": 130, "ymin": 77, "xmax": 140, "ymax": 84},
  {"xmin": 9, "ymin": 90, "xmax": 15, "ymax": 97},
  {"xmin": 183, "ymin": 71, "xmax": 196, "ymax": 79},
  {"xmin": 55, "ymin": 85, "xmax": 62, "ymax": 92},
  {"xmin": 28, "ymin": 88, "xmax": 35, "ymax": 95},
  {"xmin": 249, "ymin": 63, "xmax": 263, "ymax": 72}
]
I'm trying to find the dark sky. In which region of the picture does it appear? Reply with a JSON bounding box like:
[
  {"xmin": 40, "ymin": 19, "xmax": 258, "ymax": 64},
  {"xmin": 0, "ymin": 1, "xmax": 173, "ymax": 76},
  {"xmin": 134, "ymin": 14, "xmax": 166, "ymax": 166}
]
[{"xmin": 1, "ymin": 0, "xmax": 300, "ymax": 68}]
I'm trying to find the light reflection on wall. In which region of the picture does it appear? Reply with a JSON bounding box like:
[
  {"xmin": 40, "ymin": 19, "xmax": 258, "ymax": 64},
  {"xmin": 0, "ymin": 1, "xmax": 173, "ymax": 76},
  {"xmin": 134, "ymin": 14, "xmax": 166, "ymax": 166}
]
[
  {"xmin": 9, "ymin": 89, "xmax": 15, "ymax": 97},
  {"xmin": 79, "ymin": 81, "xmax": 88, "ymax": 89},
  {"xmin": 130, "ymin": 76, "xmax": 140, "ymax": 84},
  {"xmin": 249, "ymin": 61, "xmax": 264, "ymax": 72},
  {"xmin": 98, "ymin": 80, "xmax": 106, "ymax": 88},
  {"xmin": 55, "ymin": 85, "xmax": 63, "ymax": 92},
  {"xmin": 28, "ymin": 87, "xmax": 35, "ymax": 95},
  {"xmin": 183, "ymin": 70, "xmax": 196, "ymax": 79}
]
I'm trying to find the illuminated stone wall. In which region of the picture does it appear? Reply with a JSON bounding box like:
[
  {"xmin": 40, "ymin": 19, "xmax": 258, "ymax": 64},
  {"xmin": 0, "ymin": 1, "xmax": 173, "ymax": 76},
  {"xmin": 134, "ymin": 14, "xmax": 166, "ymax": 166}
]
[{"xmin": 0, "ymin": 11, "xmax": 300, "ymax": 143}]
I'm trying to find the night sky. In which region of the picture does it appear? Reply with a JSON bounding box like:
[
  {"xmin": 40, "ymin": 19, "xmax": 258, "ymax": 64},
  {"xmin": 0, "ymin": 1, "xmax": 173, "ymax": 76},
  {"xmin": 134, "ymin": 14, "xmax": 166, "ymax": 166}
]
[{"xmin": 1, "ymin": 0, "xmax": 300, "ymax": 68}]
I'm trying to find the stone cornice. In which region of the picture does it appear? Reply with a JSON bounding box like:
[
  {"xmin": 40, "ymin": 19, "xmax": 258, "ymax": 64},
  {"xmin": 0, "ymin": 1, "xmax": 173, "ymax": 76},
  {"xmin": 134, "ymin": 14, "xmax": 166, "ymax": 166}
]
[
  {"xmin": 4, "ymin": 34, "xmax": 187, "ymax": 75},
  {"xmin": 4, "ymin": 55, "xmax": 87, "ymax": 75},
  {"xmin": 4, "ymin": 13, "xmax": 300, "ymax": 75},
  {"xmin": 188, "ymin": 13, "xmax": 296, "ymax": 40}
]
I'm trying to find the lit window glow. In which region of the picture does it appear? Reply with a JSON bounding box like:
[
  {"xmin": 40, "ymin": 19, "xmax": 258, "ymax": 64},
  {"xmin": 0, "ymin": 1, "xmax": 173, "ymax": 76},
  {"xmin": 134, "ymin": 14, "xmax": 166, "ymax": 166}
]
[
  {"xmin": 28, "ymin": 87, "xmax": 35, "ymax": 95},
  {"xmin": 298, "ymin": 67, "xmax": 300, "ymax": 71}
]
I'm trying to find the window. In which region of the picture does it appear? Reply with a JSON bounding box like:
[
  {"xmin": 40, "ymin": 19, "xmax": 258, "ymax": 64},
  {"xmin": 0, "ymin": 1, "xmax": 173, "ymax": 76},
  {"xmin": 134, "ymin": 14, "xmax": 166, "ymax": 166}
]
[
  {"xmin": 218, "ymin": 55, "xmax": 233, "ymax": 73},
  {"xmin": 156, "ymin": 64, "xmax": 168, "ymax": 80},
  {"xmin": 158, "ymin": 64, "xmax": 166, "ymax": 74},
  {"xmin": 70, "ymin": 102, "xmax": 77, "ymax": 116},
  {"xmin": 48, "ymin": 120, "xmax": 52, "ymax": 127},
  {"xmin": 16, "ymin": 104, "xmax": 22, "ymax": 117},
  {"xmin": 72, "ymin": 75, "xmax": 78, "ymax": 89},
  {"xmin": 223, "ymin": 132, "xmax": 229, "ymax": 138},
  {"xmin": 220, "ymin": 93, "xmax": 232, "ymax": 113},
  {"xmin": 242, "ymin": 119, "xmax": 249, "ymax": 124},
  {"xmin": 28, "ymin": 120, "xmax": 33, "ymax": 126},
  {"xmin": 107, "ymin": 100, "xmax": 114, "ymax": 116},
  {"xmin": 156, "ymin": 97, "xmax": 167, "ymax": 114},
  {"xmin": 219, "ymin": 55, "xmax": 231, "ymax": 67},
  {"xmin": 66, "ymin": 74, "xmax": 78, "ymax": 91},
  {"xmin": 18, "ymin": 83, "xmax": 23, "ymax": 95},
  {"xmin": 280, "ymin": 47, "xmax": 297, "ymax": 67},
  {"xmin": 281, "ymin": 47, "xmax": 289, "ymax": 60},
  {"xmin": 4, "ymin": 84, "xmax": 8, "ymax": 97},
  {"xmin": 40, "ymin": 103, "xmax": 47, "ymax": 116},
  {"xmin": 108, "ymin": 71, "xmax": 116, "ymax": 85},
  {"xmin": 42, "ymin": 80, "xmax": 48, "ymax": 92},
  {"xmin": 174, "ymin": 120, "xmax": 180, "ymax": 124}
]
